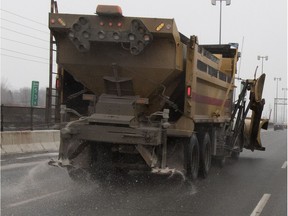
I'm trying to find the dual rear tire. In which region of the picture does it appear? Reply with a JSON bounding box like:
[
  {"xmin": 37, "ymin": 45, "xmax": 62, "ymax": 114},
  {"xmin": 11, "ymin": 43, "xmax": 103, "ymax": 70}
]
[
  {"xmin": 67, "ymin": 143, "xmax": 112, "ymax": 183},
  {"xmin": 198, "ymin": 133, "xmax": 212, "ymax": 178},
  {"xmin": 185, "ymin": 134, "xmax": 200, "ymax": 180},
  {"xmin": 185, "ymin": 132, "xmax": 211, "ymax": 180}
]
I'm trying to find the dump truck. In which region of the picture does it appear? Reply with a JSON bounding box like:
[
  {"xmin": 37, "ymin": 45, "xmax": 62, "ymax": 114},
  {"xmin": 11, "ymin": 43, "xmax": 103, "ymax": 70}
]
[{"xmin": 48, "ymin": 4, "xmax": 268, "ymax": 181}]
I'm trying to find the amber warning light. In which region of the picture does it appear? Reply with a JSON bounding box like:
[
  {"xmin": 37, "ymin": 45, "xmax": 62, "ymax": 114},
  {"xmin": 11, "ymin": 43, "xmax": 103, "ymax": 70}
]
[{"xmin": 96, "ymin": 5, "xmax": 123, "ymax": 17}]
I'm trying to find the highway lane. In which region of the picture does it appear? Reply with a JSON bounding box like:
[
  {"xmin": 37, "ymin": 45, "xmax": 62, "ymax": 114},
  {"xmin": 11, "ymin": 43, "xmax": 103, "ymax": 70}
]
[{"xmin": 1, "ymin": 130, "xmax": 287, "ymax": 216}]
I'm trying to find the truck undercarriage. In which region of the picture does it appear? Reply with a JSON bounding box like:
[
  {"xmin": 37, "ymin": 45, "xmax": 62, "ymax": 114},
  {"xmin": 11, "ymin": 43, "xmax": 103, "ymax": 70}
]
[{"xmin": 49, "ymin": 71, "xmax": 267, "ymax": 182}]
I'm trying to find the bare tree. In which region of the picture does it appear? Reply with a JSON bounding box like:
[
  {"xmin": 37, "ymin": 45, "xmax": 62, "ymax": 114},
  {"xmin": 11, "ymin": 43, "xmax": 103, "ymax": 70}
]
[
  {"xmin": 38, "ymin": 88, "xmax": 46, "ymax": 107},
  {"xmin": 1, "ymin": 78, "xmax": 14, "ymax": 104},
  {"xmin": 18, "ymin": 87, "xmax": 31, "ymax": 106},
  {"xmin": 1, "ymin": 78, "xmax": 47, "ymax": 107}
]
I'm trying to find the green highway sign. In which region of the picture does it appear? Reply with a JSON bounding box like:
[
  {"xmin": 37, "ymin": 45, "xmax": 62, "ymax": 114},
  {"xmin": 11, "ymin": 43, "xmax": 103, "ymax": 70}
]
[{"xmin": 31, "ymin": 81, "xmax": 39, "ymax": 106}]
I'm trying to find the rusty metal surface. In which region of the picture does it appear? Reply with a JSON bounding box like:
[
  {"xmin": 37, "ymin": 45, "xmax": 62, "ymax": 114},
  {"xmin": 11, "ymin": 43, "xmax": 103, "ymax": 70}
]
[
  {"xmin": 50, "ymin": 13, "xmax": 182, "ymax": 101},
  {"xmin": 49, "ymin": 10, "xmax": 240, "ymax": 128}
]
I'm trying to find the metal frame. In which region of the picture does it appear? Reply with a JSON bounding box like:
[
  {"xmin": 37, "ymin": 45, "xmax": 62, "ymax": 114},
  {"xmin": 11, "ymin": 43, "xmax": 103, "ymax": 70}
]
[{"xmin": 47, "ymin": 0, "xmax": 58, "ymax": 125}]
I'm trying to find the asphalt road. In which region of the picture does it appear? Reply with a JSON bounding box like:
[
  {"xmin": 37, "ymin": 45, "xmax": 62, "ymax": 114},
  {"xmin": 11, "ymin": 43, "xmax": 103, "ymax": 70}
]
[{"xmin": 1, "ymin": 130, "xmax": 287, "ymax": 216}]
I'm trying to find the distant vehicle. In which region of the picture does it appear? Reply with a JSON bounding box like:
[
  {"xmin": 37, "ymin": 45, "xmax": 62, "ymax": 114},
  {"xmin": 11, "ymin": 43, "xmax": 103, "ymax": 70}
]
[
  {"xmin": 48, "ymin": 4, "xmax": 268, "ymax": 182},
  {"xmin": 274, "ymin": 123, "xmax": 284, "ymax": 131}
]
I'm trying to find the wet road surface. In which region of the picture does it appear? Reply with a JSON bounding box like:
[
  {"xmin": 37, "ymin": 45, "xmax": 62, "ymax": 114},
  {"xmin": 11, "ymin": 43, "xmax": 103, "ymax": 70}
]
[{"xmin": 1, "ymin": 130, "xmax": 287, "ymax": 216}]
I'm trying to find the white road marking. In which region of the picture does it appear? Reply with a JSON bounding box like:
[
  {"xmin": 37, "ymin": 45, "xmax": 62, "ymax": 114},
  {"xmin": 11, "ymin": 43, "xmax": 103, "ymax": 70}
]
[
  {"xmin": 281, "ymin": 161, "xmax": 287, "ymax": 169},
  {"xmin": 7, "ymin": 190, "xmax": 66, "ymax": 208},
  {"xmin": 16, "ymin": 152, "xmax": 58, "ymax": 160},
  {"xmin": 250, "ymin": 193, "xmax": 271, "ymax": 216}
]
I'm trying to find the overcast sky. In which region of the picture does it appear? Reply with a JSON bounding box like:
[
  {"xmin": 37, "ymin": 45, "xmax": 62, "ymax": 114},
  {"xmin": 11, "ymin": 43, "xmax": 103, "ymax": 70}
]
[{"xmin": 1, "ymin": 0, "xmax": 287, "ymax": 121}]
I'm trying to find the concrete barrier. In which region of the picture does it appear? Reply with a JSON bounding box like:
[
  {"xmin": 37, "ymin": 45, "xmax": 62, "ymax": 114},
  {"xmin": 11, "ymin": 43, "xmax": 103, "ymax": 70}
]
[{"xmin": 0, "ymin": 130, "xmax": 60, "ymax": 154}]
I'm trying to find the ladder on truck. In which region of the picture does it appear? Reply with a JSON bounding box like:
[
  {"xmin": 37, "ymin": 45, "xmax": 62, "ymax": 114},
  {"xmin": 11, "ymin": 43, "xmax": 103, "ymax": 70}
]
[{"xmin": 46, "ymin": 0, "xmax": 60, "ymax": 126}]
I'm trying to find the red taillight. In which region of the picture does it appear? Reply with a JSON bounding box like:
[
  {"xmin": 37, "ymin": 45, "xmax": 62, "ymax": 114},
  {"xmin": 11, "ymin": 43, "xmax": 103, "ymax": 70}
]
[
  {"xmin": 187, "ymin": 86, "xmax": 191, "ymax": 97},
  {"xmin": 99, "ymin": 21, "xmax": 122, "ymax": 27}
]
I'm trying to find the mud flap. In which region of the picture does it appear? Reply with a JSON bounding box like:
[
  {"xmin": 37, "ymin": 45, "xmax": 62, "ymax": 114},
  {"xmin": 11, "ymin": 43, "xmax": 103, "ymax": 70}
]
[{"xmin": 244, "ymin": 74, "xmax": 268, "ymax": 151}]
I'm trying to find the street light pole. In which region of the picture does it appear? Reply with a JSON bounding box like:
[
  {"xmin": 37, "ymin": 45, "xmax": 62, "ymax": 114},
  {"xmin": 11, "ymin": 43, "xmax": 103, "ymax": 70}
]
[
  {"xmin": 219, "ymin": 0, "xmax": 222, "ymax": 44},
  {"xmin": 257, "ymin": 55, "xmax": 268, "ymax": 74},
  {"xmin": 274, "ymin": 77, "xmax": 281, "ymax": 123},
  {"xmin": 211, "ymin": 0, "xmax": 231, "ymax": 44},
  {"xmin": 282, "ymin": 87, "xmax": 288, "ymax": 123}
]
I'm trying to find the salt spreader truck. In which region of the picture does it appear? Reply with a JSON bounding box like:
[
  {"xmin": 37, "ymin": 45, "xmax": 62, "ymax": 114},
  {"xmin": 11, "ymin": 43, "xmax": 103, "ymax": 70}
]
[{"xmin": 48, "ymin": 4, "xmax": 268, "ymax": 181}]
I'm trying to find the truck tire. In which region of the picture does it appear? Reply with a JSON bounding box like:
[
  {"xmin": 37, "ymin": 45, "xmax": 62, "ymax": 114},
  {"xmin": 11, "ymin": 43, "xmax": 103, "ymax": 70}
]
[
  {"xmin": 218, "ymin": 157, "xmax": 226, "ymax": 167},
  {"xmin": 231, "ymin": 150, "xmax": 240, "ymax": 160},
  {"xmin": 67, "ymin": 167, "xmax": 92, "ymax": 183},
  {"xmin": 186, "ymin": 134, "xmax": 200, "ymax": 180},
  {"xmin": 213, "ymin": 156, "xmax": 226, "ymax": 168},
  {"xmin": 66, "ymin": 143, "xmax": 93, "ymax": 183},
  {"xmin": 231, "ymin": 136, "xmax": 242, "ymax": 160},
  {"xmin": 198, "ymin": 132, "xmax": 211, "ymax": 178},
  {"xmin": 92, "ymin": 143, "xmax": 113, "ymax": 180}
]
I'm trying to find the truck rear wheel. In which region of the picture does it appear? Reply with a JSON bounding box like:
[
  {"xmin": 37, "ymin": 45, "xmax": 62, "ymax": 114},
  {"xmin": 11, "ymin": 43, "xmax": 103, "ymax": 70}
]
[
  {"xmin": 231, "ymin": 136, "xmax": 242, "ymax": 160},
  {"xmin": 213, "ymin": 156, "xmax": 226, "ymax": 168},
  {"xmin": 198, "ymin": 132, "xmax": 211, "ymax": 178},
  {"xmin": 185, "ymin": 134, "xmax": 200, "ymax": 180},
  {"xmin": 91, "ymin": 143, "xmax": 113, "ymax": 180},
  {"xmin": 66, "ymin": 142, "xmax": 113, "ymax": 183},
  {"xmin": 66, "ymin": 143, "xmax": 94, "ymax": 183},
  {"xmin": 231, "ymin": 150, "xmax": 240, "ymax": 160},
  {"xmin": 67, "ymin": 167, "xmax": 92, "ymax": 183}
]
